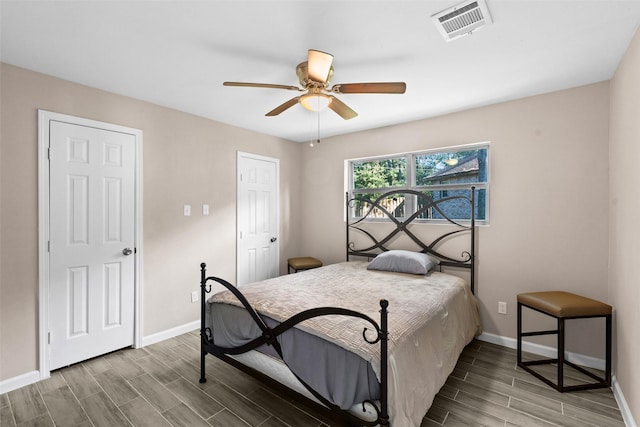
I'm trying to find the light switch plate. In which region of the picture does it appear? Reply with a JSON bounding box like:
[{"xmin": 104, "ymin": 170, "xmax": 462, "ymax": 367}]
[
  {"xmin": 202, "ymin": 204, "xmax": 210, "ymax": 215},
  {"xmin": 183, "ymin": 205, "xmax": 191, "ymax": 216}
]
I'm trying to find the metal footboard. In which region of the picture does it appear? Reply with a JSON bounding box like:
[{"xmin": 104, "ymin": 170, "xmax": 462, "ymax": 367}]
[{"xmin": 198, "ymin": 262, "xmax": 390, "ymax": 426}]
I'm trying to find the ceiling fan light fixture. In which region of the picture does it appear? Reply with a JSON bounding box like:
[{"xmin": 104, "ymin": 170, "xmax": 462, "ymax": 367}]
[{"xmin": 300, "ymin": 93, "xmax": 332, "ymax": 112}]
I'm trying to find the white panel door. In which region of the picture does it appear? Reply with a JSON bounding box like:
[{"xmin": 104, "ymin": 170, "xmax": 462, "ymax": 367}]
[
  {"xmin": 49, "ymin": 121, "xmax": 136, "ymax": 370},
  {"xmin": 237, "ymin": 153, "xmax": 279, "ymax": 285}
]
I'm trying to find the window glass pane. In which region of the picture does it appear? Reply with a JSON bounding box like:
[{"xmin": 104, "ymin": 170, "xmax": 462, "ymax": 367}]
[
  {"xmin": 417, "ymin": 188, "xmax": 486, "ymax": 221},
  {"xmin": 352, "ymin": 193, "xmax": 405, "ymax": 219},
  {"xmin": 353, "ymin": 157, "xmax": 406, "ymax": 189},
  {"xmin": 416, "ymin": 148, "xmax": 488, "ymax": 186}
]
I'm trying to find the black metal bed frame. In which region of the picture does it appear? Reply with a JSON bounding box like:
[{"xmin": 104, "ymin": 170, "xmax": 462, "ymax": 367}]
[
  {"xmin": 346, "ymin": 188, "xmax": 476, "ymax": 293},
  {"xmin": 199, "ymin": 265, "xmax": 390, "ymax": 426},
  {"xmin": 199, "ymin": 187, "xmax": 476, "ymax": 426}
]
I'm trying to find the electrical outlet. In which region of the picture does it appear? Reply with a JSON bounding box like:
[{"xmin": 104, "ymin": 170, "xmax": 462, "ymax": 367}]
[
  {"xmin": 498, "ymin": 301, "xmax": 507, "ymax": 314},
  {"xmin": 202, "ymin": 204, "xmax": 210, "ymax": 215},
  {"xmin": 183, "ymin": 205, "xmax": 191, "ymax": 216},
  {"xmin": 191, "ymin": 291, "xmax": 198, "ymax": 303}
]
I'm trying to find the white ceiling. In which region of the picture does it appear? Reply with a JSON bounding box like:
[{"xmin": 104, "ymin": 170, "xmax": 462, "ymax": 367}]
[{"xmin": 2, "ymin": 1, "xmax": 639, "ymax": 142}]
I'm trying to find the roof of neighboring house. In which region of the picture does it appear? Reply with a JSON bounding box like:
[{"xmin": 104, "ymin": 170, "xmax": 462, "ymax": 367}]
[{"xmin": 431, "ymin": 153, "xmax": 479, "ymax": 180}]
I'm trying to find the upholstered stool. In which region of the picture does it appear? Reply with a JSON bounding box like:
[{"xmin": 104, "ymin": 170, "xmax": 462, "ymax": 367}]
[
  {"xmin": 517, "ymin": 291, "xmax": 611, "ymax": 392},
  {"xmin": 287, "ymin": 257, "xmax": 322, "ymax": 274}
]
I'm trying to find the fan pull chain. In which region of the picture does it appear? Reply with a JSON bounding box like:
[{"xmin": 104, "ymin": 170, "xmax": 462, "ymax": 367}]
[
  {"xmin": 309, "ymin": 109, "xmax": 321, "ymax": 147},
  {"xmin": 316, "ymin": 108, "xmax": 321, "ymax": 145}
]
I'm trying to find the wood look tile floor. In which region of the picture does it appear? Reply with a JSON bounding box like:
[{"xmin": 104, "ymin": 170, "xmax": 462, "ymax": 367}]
[{"xmin": 0, "ymin": 332, "xmax": 624, "ymax": 427}]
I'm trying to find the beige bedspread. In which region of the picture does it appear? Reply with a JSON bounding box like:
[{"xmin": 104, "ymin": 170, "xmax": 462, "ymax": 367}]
[{"xmin": 209, "ymin": 261, "xmax": 481, "ymax": 426}]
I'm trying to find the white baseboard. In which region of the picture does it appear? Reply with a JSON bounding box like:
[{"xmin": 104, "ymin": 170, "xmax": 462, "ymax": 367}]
[
  {"xmin": 477, "ymin": 332, "xmax": 606, "ymax": 371},
  {"xmin": 140, "ymin": 320, "xmax": 199, "ymax": 347},
  {"xmin": 612, "ymin": 375, "xmax": 638, "ymax": 427},
  {"xmin": 0, "ymin": 370, "xmax": 41, "ymax": 394}
]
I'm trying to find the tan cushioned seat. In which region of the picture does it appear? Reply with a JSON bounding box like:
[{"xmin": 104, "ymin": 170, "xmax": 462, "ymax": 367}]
[
  {"xmin": 288, "ymin": 257, "xmax": 322, "ymax": 270},
  {"xmin": 517, "ymin": 291, "xmax": 611, "ymax": 317}
]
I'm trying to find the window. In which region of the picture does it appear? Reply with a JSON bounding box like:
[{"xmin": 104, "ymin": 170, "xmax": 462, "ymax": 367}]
[{"xmin": 349, "ymin": 143, "xmax": 489, "ymax": 222}]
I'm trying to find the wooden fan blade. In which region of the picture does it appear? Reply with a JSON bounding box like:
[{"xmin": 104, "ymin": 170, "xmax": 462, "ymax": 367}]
[
  {"xmin": 223, "ymin": 82, "xmax": 302, "ymax": 91},
  {"xmin": 331, "ymin": 82, "xmax": 406, "ymax": 94},
  {"xmin": 328, "ymin": 96, "xmax": 358, "ymax": 120},
  {"xmin": 307, "ymin": 50, "xmax": 334, "ymax": 83},
  {"xmin": 266, "ymin": 97, "xmax": 301, "ymax": 116}
]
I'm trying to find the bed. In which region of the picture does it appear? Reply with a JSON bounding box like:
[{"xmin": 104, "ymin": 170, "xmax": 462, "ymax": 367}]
[{"xmin": 199, "ymin": 188, "xmax": 481, "ymax": 426}]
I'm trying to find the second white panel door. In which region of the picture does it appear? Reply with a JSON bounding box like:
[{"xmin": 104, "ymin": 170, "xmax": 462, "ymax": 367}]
[{"xmin": 237, "ymin": 152, "xmax": 279, "ymax": 286}]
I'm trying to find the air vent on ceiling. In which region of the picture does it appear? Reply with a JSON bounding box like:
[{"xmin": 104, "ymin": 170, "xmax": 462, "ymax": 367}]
[{"xmin": 431, "ymin": 0, "xmax": 493, "ymax": 42}]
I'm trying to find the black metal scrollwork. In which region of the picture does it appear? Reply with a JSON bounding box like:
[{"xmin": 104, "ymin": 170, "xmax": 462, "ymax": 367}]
[
  {"xmin": 362, "ymin": 326, "xmax": 381, "ymax": 345},
  {"xmin": 346, "ymin": 187, "xmax": 477, "ymax": 295},
  {"xmin": 199, "ymin": 262, "xmax": 392, "ymax": 427},
  {"xmin": 200, "ymin": 263, "xmax": 212, "ymax": 293},
  {"xmin": 362, "ymin": 399, "xmax": 382, "ymax": 419}
]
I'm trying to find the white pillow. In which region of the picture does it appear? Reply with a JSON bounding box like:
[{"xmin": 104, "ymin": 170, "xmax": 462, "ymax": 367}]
[{"xmin": 367, "ymin": 250, "xmax": 438, "ymax": 275}]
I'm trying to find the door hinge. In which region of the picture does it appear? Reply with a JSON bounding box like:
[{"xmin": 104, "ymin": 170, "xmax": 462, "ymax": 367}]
[
  {"xmin": 47, "ymin": 147, "xmax": 51, "ymax": 160},
  {"xmin": 240, "ymin": 231, "xmax": 243, "ymax": 239},
  {"xmin": 48, "ymin": 332, "xmax": 51, "ymax": 344},
  {"xmin": 47, "ymin": 241, "xmax": 50, "ymax": 252}
]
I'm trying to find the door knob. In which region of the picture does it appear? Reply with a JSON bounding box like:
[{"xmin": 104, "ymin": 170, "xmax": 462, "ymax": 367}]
[
  {"xmin": 122, "ymin": 248, "xmax": 133, "ymax": 256},
  {"xmin": 270, "ymin": 237, "xmax": 277, "ymax": 243}
]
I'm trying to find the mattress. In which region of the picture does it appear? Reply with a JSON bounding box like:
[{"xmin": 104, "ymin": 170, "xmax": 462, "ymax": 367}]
[
  {"xmin": 205, "ymin": 261, "xmax": 481, "ymax": 426},
  {"xmin": 227, "ymin": 350, "xmax": 380, "ymax": 422}
]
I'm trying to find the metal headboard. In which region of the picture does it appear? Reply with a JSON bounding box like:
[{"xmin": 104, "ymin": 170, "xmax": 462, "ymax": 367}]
[{"xmin": 346, "ymin": 187, "xmax": 476, "ymax": 294}]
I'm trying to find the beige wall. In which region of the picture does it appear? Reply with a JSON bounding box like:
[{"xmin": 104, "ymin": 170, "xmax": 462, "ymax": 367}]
[
  {"xmin": 300, "ymin": 82, "xmax": 611, "ymax": 358},
  {"xmin": 0, "ymin": 63, "xmax": 303, "ymax": 380},
  {"xmin": 609, "ymin": 27, "xmax": 640, "ymax": 424}
]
